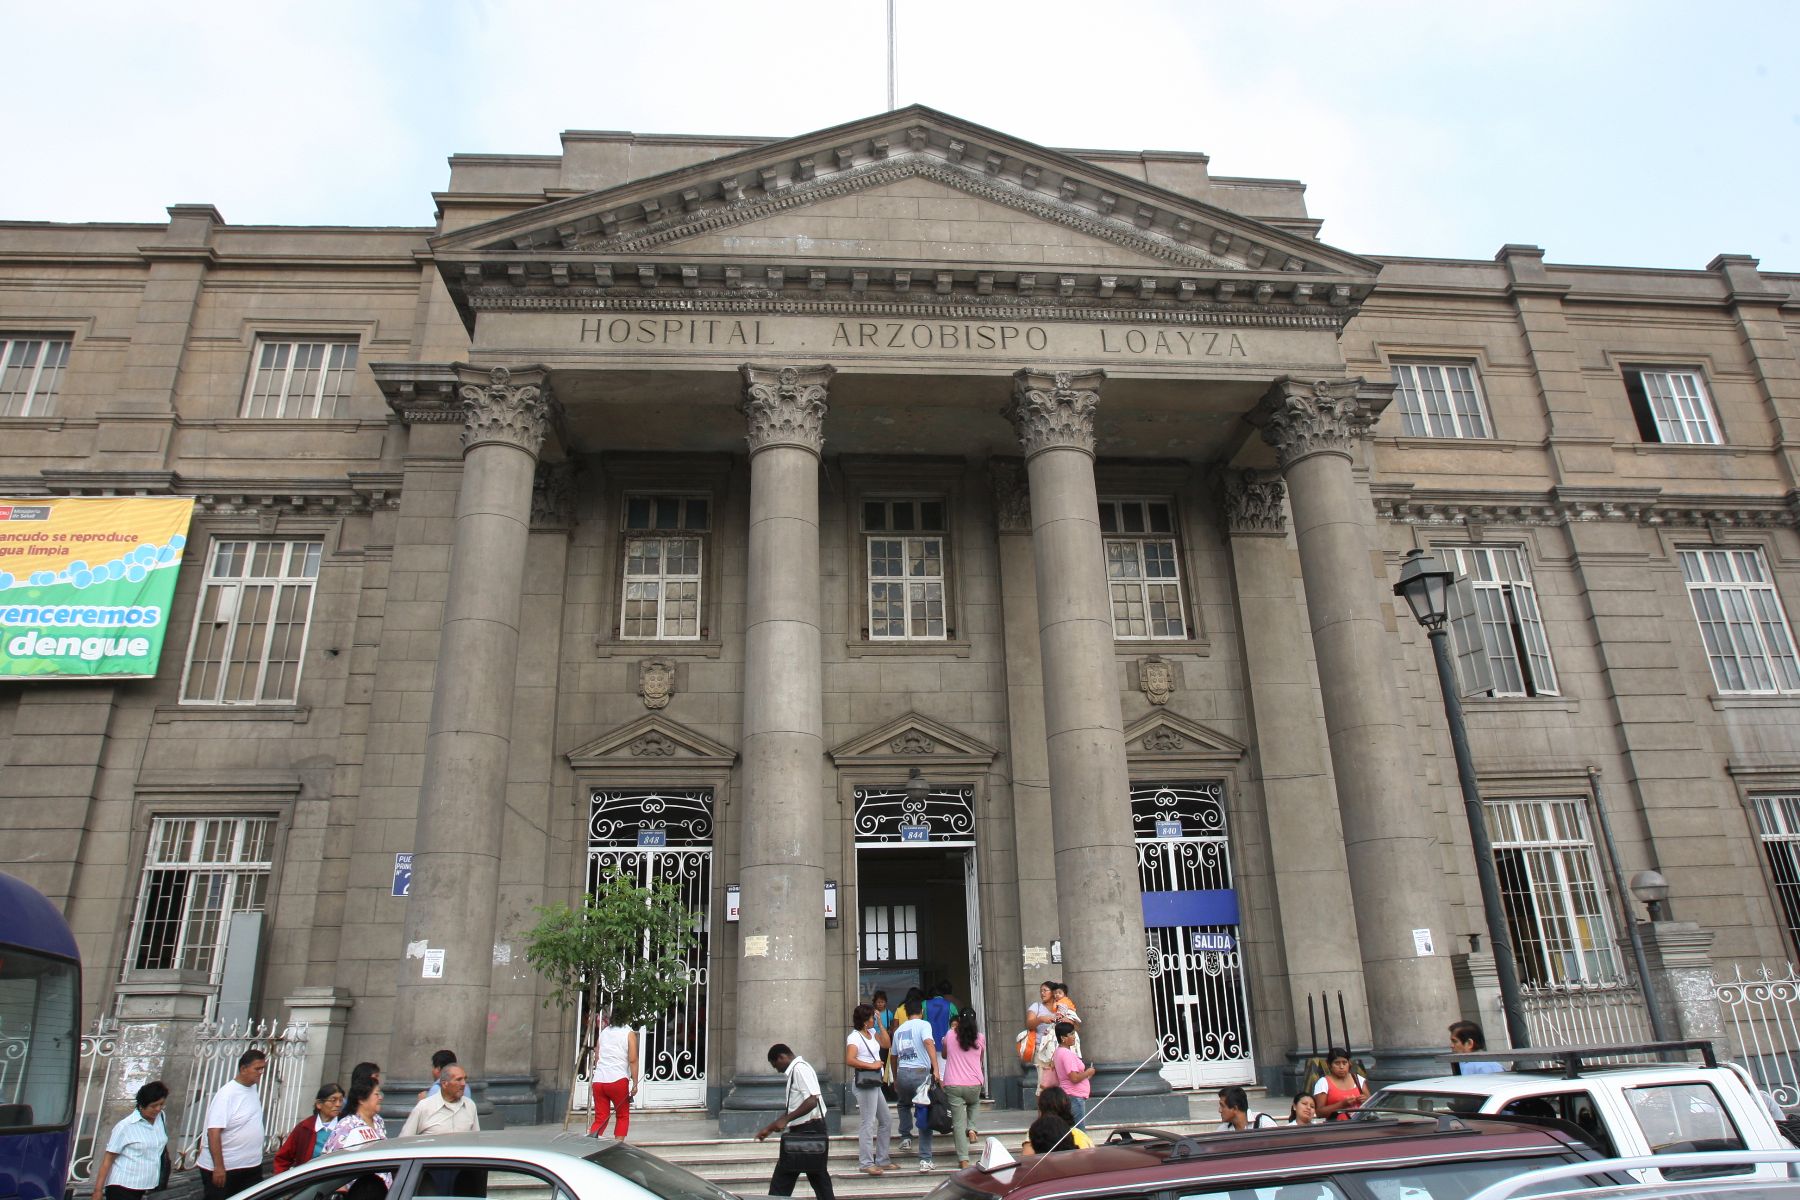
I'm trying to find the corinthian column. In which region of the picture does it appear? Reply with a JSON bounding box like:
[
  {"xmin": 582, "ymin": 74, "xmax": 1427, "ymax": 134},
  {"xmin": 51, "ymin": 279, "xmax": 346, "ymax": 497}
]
[
  {"xmin": 1251, "ymin": 377, "xmax": 1458, "ymax": 1076},
  {"xmin": 720, "ymin": 364, "xmax": 834, "ymax": 1133},
  {"xmin": 1003, "ymin": 369, "xmax": 1181, "ymax": 1120},
  {"xmin": 389, "ymin": 365, "xmax": 556, "ymax": 1094}
]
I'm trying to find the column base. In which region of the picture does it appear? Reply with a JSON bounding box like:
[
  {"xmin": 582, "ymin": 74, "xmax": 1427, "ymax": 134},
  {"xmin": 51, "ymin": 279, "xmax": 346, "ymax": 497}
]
[
  {"xmin": 1368, "ymin": 1044, "xmax": 1451, "ymax": 1084},
  {"xmin": 717, "ymin": 1073, "xmax": 840, "ymax": 1136},
  {"xmin": 1083, "ymin": 1060, "xmax": 1187, "ymax": 1125}
]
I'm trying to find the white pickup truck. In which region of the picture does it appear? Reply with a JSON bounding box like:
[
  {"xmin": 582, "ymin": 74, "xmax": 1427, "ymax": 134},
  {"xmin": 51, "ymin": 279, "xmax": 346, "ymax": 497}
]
[{"xmin": 1365, "ymin": 1041, "xmax": 1797, "ymax": 1182}]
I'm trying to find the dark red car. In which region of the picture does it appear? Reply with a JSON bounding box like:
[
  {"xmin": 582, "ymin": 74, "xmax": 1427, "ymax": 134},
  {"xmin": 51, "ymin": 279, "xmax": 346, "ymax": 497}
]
[{"xmin": 925, "ymin": 1114, "xmax": 1621, "ymax": 1200}]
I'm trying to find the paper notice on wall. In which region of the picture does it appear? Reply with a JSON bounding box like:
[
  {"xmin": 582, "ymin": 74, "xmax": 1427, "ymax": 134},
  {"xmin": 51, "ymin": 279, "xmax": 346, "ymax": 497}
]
[
  {"xmin": 1412, "ymin": 928, "xmax": 1435, "ymax": 957},
  {"xmin": 422, "ymin": 948, "xmax": 446, "ymax": 978},
  {"xmin": 492, "ymin": 943, "xmax": 512, "ymax": 965},
  {"xmin": 1022, "ymin": 945, "xmax": 1049, "ymax": 968},
  {"xmin": 744, "ymin": 935, "xmax": 770, "ymax": 958}
]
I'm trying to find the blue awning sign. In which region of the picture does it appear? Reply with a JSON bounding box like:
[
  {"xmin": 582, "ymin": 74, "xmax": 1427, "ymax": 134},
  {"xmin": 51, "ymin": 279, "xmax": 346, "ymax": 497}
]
[{"xmin": 1141, "ymin": 889, "xmax": 1240, "ymax": 928}]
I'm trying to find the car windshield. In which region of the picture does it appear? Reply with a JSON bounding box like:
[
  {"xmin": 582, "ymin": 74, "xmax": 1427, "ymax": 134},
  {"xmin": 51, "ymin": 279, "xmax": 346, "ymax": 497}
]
[
  {"xmin": 585, "ymin": 1142, "xmax": 741, "ymax": 1200},
  {"xmin": 1366, "ymin": 1089, "xmax": 1486, "ymax": 1115},
  {"xmin": 1359, "ymin": 1154, "xmax": 1603, "ymax": 1200}
]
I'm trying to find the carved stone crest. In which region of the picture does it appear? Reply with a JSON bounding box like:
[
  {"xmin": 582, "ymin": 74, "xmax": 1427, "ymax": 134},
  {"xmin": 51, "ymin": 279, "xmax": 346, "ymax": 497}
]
[
  {"xmin": 1004, "ymin": 368, "xmax": 1104, "ymax": 458},
  {"xmin": 1142, "ymin": 726, "xmax": 1186, "ymax": 751},
  {"xmin": 638, "ymin": 658, "xmax": 676, "ymax": 710},
  {"xmin": 989, "ymin": 458, "xmax": 1031, "ymax": 532},
  {"xmin": 1138, "ymin": 656, "xmax": 1174, "ymax": 706},
  {"xmin": 889, "ymin": 730, "xmax": 935, "ymax": 754},
  {"xmin": 531, "ymin": 461, "xmax": 575, "ymax": 527},
  {"xmin": 1251, "ymin": 377, "xmax": 1376, "ymax": 469},
  {"xmin": 457, "ymin": 365, "xmax": 555, "ymax": 456},
  {"xmin": 1218, "ymin": 470, "xmax": 1287, "ymax": 537},
  {"xmin": 628, "ymin": 731, "xmax": 677, "ymax": 757},
  {"xmin": 741, "ymin": 364, "xmax": 834, "ymax": 455}
]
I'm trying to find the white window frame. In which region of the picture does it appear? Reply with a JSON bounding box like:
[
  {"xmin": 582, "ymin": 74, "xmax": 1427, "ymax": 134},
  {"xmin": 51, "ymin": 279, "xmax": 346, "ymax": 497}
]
[
  {"xmin": 1625, "ymin": 367, "xmax": 1721, "ymax": 445},
  {"xmin": 1749, "ymin": 794, "xmax": 1800, "ymax": 958},
  {"xmin": 125, "ymin": 815, "xmax": 276, "ymax": 983},
  {"xmin": 619, "ymin": 495, "xmax": 708, "ymax": 642},
  {"xmin": 1391, "ymin": 360, "xmax": 1492, "ymax": 439},
  {"xmin": 0, "ymin": 335, "xmax": 71, "ymax": 417},
  {"xmin": 241, "ymin": 337, "xmax": 359, "ymax": 419},
  {"xmin": 1437, "ymin": 545, "xmax": 1559, "ymax": 697},
  {"xmin": 862, "ymin": 498, "xmax": 949, "ymax": 643},
  {"xmin": 1101, "ymin": 497, "xmax": 1187, "ymax": 641},
  {"xmin": 179, "ymin": 539, "xmax": 322, "ymax": 706},
  {"xmin": 1484, "ymin": 797, "xmax": 1622, "ymax": 987},
  {"xmin": 861, "ymin": 903, "xmax": 919, "ymax": 963},
  {"xmin": 1679, "ymin": 547, "xmax": 1800, "ymax": 695}
]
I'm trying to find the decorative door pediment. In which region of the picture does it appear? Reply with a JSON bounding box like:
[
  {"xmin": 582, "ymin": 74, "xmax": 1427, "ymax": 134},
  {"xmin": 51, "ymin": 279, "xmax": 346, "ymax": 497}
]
[
  {"xmin": 828, "ymin": 709, "xmax": 998, "ymax": 769},
  {"xmin": 1124, "ymin": 710, "xmax": 1248, "ymax": 764},
  {"xmin": 565, "ymin": 713, "xmax": 737, "ymax": 770},
  {"xmin": 430, "ymin": 105, "xmax": 1377, "ymax": 332}
]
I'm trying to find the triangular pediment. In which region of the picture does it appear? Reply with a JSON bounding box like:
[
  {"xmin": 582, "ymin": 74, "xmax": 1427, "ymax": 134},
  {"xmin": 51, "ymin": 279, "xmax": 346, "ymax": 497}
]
[
  {"xmin": 432, "ymin": 106, "xmax": 1379, "ymax": 328},
  {"xmin": 1123, "ymin": 710, "xmax": 1248, "ymax": 761},
  {"xmin": 829, "ymin": 710, "xmax": 998, "ymax": 766},
  {"xmin": 565, "ymin": 713, "xmax": 737, "ymax": 768}
]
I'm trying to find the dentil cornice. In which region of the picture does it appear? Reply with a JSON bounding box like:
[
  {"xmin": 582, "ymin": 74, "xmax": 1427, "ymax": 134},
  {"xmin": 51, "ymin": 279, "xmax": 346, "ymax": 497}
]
[
  {"xmin": 1005, "ymin": 369, "xmax": 1105, "ymax": 458},
  {"xmin": 740, "ymin": 364, "xmax": 834, "ymax": 455}
]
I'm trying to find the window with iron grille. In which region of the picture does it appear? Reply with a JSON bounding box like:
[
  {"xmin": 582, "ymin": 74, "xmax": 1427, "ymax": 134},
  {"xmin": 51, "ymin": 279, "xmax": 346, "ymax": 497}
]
[
  {"xmin": 620, "ymin": 495, "xmax": 708, "ymax": 640},
  {"xmin": 1100, "ymin": 498, "xmax": 1187, "ymax": 640},
  {"xmin": 1679, "ymin": 548, "xmax": 1800, "ymax": 695},
  {"xmin": 0, "ymin": 336, "xmax": 71, "ymax": 417},
  {"xmin": 1484, "ymin": 797, "xmax": 1621, "ymax": 986},
  {"xmin": 861, "ymin": 904, "xmax": 918, "ymax": 964},
  {"xmin": 1437, "ymin": 545, "xmax": 1559, "ymax": 697},
  {"xmin": 863, "ymin": 498, "xmax": 947, "ymax": 641},
  {"xmin": 180, "ymin": 540, "xmax": 322, "ymax": 705},
  {"xmin": 1750, "ymin": 794, "xmax": 1800, "ymax": 957},
  {"xmin": 241, "ymin": 338, "xmax": 359, "ymax": 418},
  {"xmin": 126, "ymin": 816, "xmax": 275, "ymax": 980},
  {"xmin": 1391, "ymin": 360, "xmax": 1492, "ymax": 439},
  {"xmin": 1623, "ymin": 367, "xmax": 1721, "ymax": 445}
]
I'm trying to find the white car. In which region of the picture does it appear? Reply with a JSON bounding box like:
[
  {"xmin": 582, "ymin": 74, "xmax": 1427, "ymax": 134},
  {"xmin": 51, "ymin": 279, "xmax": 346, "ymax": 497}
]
[{"xmin": 234, "ymin": 1132, "xmax": 747, "ymax": 1200}]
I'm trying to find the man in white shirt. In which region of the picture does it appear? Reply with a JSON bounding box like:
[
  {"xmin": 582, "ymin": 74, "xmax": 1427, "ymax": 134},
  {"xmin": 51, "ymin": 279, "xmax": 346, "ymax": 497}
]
[
  {"xmin": 400, "ymin": 1065, "xmax": 480, "ymax": 1136},
  {"xmin": 754, "ymin": 1044, "xmax": 835, "ymax": 1200},
  {"xmin": 197, "ymin": 1050, "xmax": 267, "ymax": 1200}
]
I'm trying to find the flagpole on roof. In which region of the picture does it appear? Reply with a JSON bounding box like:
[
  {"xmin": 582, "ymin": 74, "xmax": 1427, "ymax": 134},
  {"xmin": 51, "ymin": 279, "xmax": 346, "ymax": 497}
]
[{"xmin": 887, "ymin": 0, "xmax": 898, "ymax": 110}]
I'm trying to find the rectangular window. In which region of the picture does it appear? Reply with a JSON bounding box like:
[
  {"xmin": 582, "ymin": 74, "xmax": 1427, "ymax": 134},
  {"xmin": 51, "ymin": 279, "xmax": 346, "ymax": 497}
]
[
  {"xmin": 0, "ymin": 335, "xmax": 71, "ymax": 417},
  {"xmin": 863, "ymin": 498, "xmax": 947, "ymax": 641},
  {"xmin": 241, "ymin": 338, "xmax": 359, "ymax": 418},
  {"xmin": 1624, "ymin": 367, "xmax": 1721, "ymax": 445},
  {"xmin": 1100, "ymin": 498, "xmax": 1186, "ymax": 640},
  {"xmin": 1438, "ymin": 546, "xmax": 1559, "ymax": 697},
  {"xmin": 1391, "ymin": 360, "xmax": 1491, "ymax": 438},
  {"xmin": 181, "ymin": 539, "xmax": 323, "ymax": 705},
  {"xmin": 861, "ymin": 904, "xmax": 918, "ymax": 963},
  {"xmin": 1679, "ymin": 548, "xmax": 1800, "ymax": 694},
  {"xmin": 1749, "ymin": 794, "xmax": 1800, "ymax": 956},
  {"xmin": 127, "ymin": 815, "xmax": 275, "ymax": 981},
  {"xmin": 620, "ymin": 495, "xmax": 708, "ymax": 640},
  {"xmin": 1485, "ymin": 797, "xmax": 1621, "ymax": 986}
]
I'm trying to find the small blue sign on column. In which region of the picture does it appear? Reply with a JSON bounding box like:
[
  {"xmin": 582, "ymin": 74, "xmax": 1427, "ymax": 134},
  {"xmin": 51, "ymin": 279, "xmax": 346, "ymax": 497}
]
[
  {"xmin": 1155, "ymin": 820, "xmax": 1184, "ymax": 839},
  {"xmin": 899, "ymin": 824, "xmax": 930, "ymax": 843},
  {"xmin": 636, "ymin": 829, "xmax": 668, "ymax": 848},
  {"xmin": 392, "ymin": 853, "xmax": 412, "ymax": 898}
]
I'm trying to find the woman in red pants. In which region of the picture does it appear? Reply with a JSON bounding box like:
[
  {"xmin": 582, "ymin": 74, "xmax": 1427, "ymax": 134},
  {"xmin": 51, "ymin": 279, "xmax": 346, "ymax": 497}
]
[{"xmin": 587, "ymin": 1006, "xmax": 640, "ymax": 1138}]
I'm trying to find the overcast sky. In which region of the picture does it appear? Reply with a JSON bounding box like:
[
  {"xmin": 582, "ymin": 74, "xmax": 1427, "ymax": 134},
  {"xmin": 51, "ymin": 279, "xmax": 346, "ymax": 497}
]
[{"xmin": 7, "ymin": 0, "xmax": 1796, "ymax": 272}]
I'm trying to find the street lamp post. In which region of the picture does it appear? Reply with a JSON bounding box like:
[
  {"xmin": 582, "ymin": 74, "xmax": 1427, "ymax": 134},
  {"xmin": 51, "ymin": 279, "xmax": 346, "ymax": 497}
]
[{"xmin": 1394, "ymin": 549, "xmax": 1532, "ymax": 1050}]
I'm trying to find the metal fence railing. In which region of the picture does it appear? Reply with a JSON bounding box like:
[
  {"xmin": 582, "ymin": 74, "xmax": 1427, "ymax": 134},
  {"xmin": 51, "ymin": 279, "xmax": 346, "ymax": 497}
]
[
  {"xmin": 1502, "ymin": 980, "xmax": 1657, "ymax": 1061},
  {"xmin": 1717, "ymin": 963, "xmax": 1800, "ymax": 1108}
]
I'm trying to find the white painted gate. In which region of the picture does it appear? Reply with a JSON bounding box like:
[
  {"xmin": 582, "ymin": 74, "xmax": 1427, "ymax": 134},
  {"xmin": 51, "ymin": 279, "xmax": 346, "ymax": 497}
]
[
  {"xmin": 1133, "ymin": 781, "xmax": 1256, "ymax": 1088},
  {"xmin": 576, "ymin": 788, "xmax": 712, "ymax": 1110}
]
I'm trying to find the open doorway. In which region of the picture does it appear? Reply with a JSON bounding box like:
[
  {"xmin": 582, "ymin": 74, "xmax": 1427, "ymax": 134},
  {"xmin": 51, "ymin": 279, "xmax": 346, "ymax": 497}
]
[{"xmin": 856, "ymin": 848, "xmax": 974, "ymax": 1007}]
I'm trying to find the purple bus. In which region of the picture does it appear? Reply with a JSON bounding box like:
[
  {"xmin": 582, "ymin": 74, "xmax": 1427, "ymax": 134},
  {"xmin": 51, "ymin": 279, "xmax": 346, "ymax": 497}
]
[{"xmin": 0, "ymin": 872, "xmax": 81, "ymax": 1200}]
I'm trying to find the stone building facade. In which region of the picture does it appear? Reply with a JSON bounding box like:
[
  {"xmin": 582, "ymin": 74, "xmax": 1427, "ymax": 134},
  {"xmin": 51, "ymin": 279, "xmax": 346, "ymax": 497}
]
[{"xmin": 3, "ymin": 107, "xmax": 1798, "ymax": 1125}]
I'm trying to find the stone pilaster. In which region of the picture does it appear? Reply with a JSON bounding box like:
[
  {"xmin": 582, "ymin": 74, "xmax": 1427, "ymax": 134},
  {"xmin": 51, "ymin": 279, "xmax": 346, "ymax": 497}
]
[
  {"xmin": 1003, "ymin": 369, "xmax": 1181, "ymax": 1119},
  {"xmin": 387, "ymin": 364, "xmax": 555, "ymax": 1099},
  {"xmin": 1252, "ymin": 376, "xmax": 1459, "ymax": 1078},
  {"xmin": 1218, "ymin": 469, "xmax": 1373, "ymax": 1080},
  {"xmin": 1639, "ymin": 921, "xmax": 1727, "ymax": 1045},
  {"xmin": 720, "ymin": 364, "xmax": 835, "ymax": 1133}
]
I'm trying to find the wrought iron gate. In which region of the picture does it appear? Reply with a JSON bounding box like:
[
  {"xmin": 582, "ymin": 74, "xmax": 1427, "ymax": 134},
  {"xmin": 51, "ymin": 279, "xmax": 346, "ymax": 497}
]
[
  {"xmin": 1134, "ymin": 781, "xmax": 1256, "ymax": 1088},
  {"xmin": 577, "ymin": 788, "xmax": 712, "ymax": 1109}
]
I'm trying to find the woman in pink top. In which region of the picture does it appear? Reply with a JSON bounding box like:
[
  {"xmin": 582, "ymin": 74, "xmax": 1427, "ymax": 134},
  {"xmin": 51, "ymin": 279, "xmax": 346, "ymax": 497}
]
[
  {"xmin": 941, "ymin": 1010, "xmax": 987, "ymax": 1169},
  {"xmin": 1051, "ymin": 1021, "xmax": 1097, "ymax": 1130}
]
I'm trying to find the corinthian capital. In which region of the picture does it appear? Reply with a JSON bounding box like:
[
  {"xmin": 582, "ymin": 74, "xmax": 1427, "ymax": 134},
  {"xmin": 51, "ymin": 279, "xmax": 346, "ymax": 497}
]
[
  {"xmin": 456, "ymin": 365, "xmax": 555, "ymax": 457},
  {"xmin": 1218, "ymin": 470, "xmax": 1288, "ymax": 537},
  {"xmin": 740, "ymin": 364, "xmax": 834, "ymax": 455},
  {"xmin": 1005, "ymin": 368, "xmax": 1104, "ymax": 458},
  {"xmin": 1251, "ymin": 377, "xmax": 1381, "ymax": 470}
]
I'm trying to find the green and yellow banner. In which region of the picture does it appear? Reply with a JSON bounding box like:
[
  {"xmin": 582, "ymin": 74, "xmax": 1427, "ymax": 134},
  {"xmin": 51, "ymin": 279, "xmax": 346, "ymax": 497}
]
[{"xmin": 0, "ymin": 497, "xmax": 196, "ymax": 679}]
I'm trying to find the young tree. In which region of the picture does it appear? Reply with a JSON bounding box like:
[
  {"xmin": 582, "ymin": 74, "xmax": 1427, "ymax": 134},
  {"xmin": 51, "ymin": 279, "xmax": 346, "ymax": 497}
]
[{"xmin": 523, "ymin": 868, "xmax": 702, "ymax": 1030}]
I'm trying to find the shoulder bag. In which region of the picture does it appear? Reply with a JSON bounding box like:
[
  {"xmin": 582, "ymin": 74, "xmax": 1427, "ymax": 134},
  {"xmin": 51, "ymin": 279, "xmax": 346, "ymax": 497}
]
[{"xmin": 778, "ymin": 1124, "xmax": 830, "ymax": 1172}]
